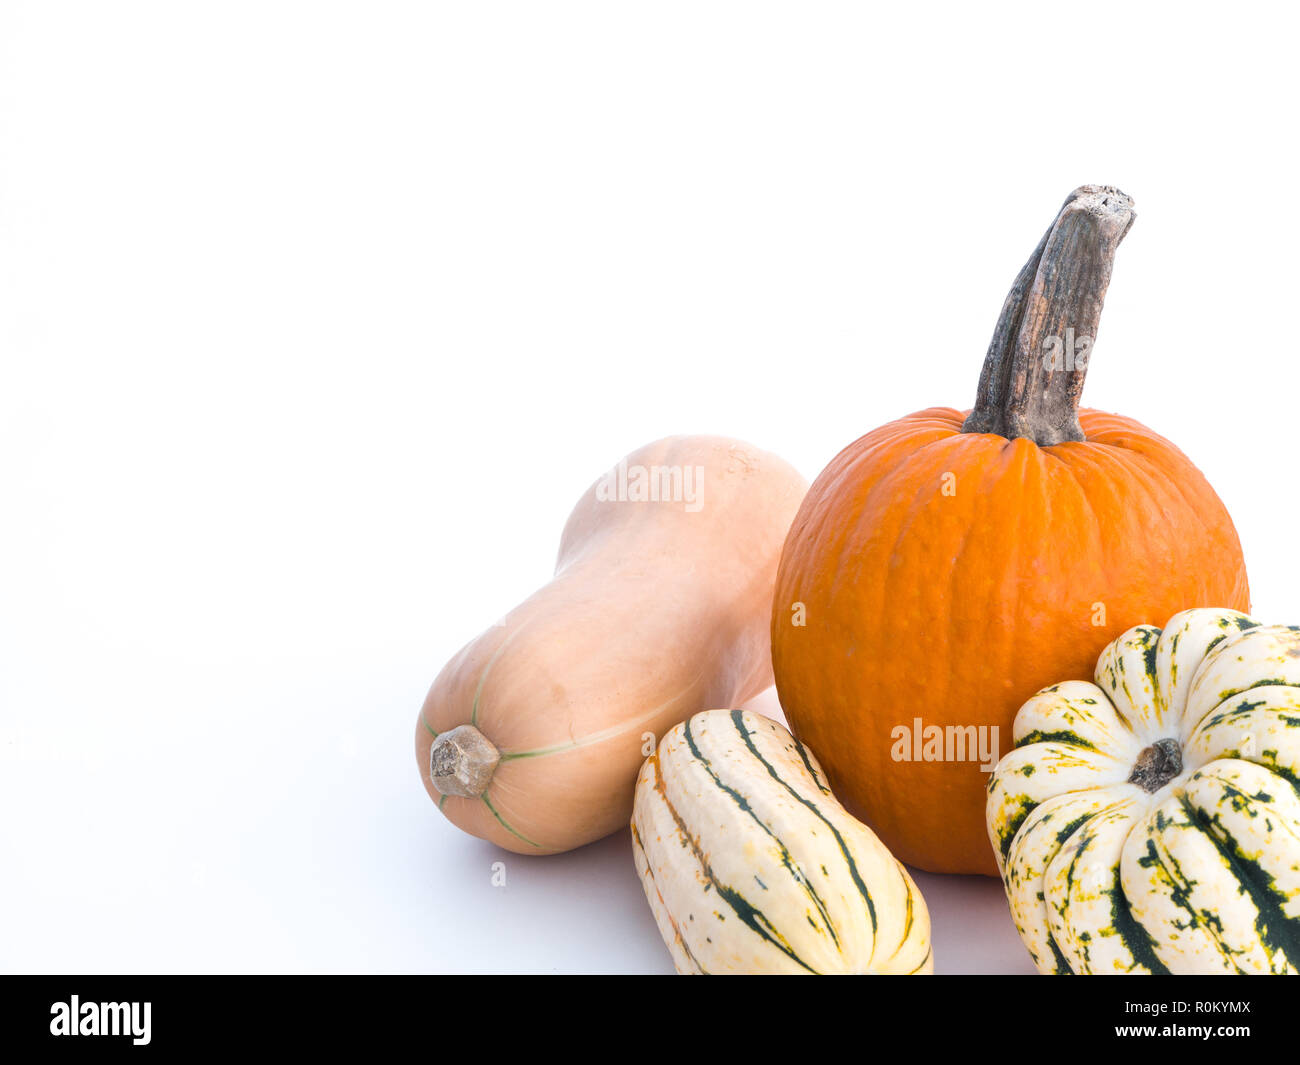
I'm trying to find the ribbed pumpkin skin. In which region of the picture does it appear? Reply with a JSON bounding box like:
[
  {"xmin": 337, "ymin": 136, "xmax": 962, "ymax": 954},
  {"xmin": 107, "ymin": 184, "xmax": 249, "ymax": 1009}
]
[
  {"xmin": 987, "ymin": 609, "xmax": 1300, "ymax": 974},
  {"xmin": 771, "ymin": 406, "xmax": 1249, "ymax": 876},
  {"xmin": 632, "ymin": 709, "xmax": 933, "ymax": 974}
]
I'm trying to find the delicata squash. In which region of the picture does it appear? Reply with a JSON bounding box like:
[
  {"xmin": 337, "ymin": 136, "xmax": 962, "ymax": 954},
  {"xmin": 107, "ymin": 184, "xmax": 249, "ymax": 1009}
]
[
  {"xmin": 633, "ymin": 709, "xmax": 933, "ymax": 974},
  {"xmin": 415, "ymin": 436, "xmax": 808, "ymax": 854},
  {"xmin": 988, "ymin": 608, "xmax": 1300, "ymax": 974}
]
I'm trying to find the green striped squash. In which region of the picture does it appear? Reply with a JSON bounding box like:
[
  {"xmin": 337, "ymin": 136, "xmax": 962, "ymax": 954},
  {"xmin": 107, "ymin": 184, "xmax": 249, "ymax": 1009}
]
[
  {"xmin": 632, "ymin": 708, "xmax": 933, "ymax": 974},
  {"xmin": 987, "ymin": 607, "xmax": 1300, "ymax": 974}
]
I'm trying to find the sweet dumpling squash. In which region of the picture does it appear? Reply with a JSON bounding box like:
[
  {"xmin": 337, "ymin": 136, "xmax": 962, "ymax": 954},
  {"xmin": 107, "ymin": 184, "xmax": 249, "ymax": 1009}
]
[{"xmin": 987, "ymin": 608, "xmax": 1300, "ymax": 974}]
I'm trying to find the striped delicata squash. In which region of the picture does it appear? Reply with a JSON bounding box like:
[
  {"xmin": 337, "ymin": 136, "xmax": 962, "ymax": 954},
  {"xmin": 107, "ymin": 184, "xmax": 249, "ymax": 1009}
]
[
  {"xmin": 987, "ymin": 607, "xmax": 1300, "ymax": 974},
  {"xmin": 632, "ymin": 709, "xmax": 933, "ymax": 975}
]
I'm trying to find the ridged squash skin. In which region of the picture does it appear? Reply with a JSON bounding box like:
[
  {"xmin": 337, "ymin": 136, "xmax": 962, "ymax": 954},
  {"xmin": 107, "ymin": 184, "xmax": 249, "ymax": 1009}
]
[
  {"xmin": 987, "ymin": 608, "xmax": 1300, "ymax": 974},
  {"xmin": 772, "ymin": 408, "xmax": 1249, "ymax": 876},
  {"xmin": 632, "ymin": 708, "xmax": 933, "ymax": 974},
  {"xmin": 416, "ymin": 436, "xmax": 808, "ymax": 855}
]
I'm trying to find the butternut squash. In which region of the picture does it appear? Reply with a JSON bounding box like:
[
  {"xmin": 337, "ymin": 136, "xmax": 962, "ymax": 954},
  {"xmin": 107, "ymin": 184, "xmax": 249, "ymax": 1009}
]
[{"xmin": 415, "ymin": 436, "xmax": 808, "ymax": 854}]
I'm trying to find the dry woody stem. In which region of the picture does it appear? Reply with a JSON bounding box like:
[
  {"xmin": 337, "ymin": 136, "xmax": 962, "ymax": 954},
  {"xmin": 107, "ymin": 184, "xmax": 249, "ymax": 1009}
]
[
  {"xmin": 962, "ymin": 185, "xmax": 1136, "ymax": 445},
  {"xmin": 429, "ymin": 724, "xmax": 501, "ymax": 797}
]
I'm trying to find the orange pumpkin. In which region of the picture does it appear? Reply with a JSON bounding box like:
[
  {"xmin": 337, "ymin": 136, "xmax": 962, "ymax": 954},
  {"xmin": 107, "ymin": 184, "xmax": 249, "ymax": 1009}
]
[{"xmin": 771, "ymin": 187, "xmax": 1249, "ymax": 876}]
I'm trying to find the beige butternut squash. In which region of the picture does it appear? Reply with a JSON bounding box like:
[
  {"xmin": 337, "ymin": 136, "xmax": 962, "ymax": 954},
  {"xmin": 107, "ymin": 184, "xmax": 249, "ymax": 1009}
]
[{"xmin": 415, "ymin": 436, "xmax": 808, "ymax": 854}]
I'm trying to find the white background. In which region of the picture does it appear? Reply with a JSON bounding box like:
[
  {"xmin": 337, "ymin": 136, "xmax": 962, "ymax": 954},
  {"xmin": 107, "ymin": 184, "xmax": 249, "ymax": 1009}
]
[{"xmin": 2, "ymin": 2, "xmax": 1297, "ymax": 974}]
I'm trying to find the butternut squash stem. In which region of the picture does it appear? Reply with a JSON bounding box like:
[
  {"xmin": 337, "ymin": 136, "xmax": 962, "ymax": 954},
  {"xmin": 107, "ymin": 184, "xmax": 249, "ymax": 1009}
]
[
  {"xmin": 962, "ymin": 185, "xmax": 1136, "ymax": 446},
  {"xmin": 429, "ymin": 724, "xmax": 501, "ymax": 798}
]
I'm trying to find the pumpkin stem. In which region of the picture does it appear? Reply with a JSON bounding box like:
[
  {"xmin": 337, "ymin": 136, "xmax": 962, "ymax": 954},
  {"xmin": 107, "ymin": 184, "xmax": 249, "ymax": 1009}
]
[
  {"xmin": 429, "ymin": 724, "xmax": 501, "ymax": 798},
  {"xmin": 962, "ymin": 185, "xmax": 1136, "ymax": 445}
]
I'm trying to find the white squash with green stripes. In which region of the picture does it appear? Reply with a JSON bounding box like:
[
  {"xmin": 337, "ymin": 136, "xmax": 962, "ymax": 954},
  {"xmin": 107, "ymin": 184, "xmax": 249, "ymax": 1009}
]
[
  {"xmin": 632, "ymin": 708, "xmax": 933, "ymax": 975},
  {"xmin": 987, "ymin": 607, "xmax": 1300, "ymax": 974}
]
